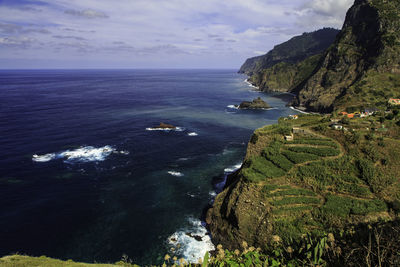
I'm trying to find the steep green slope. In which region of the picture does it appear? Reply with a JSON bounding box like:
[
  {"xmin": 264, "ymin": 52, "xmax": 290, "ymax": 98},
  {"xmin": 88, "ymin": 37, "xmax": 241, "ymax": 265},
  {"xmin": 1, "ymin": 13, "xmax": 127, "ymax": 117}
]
[
  {"xmin": 248, "ymin": 54, "xmax": 322, "ymax": 92},
  {"xmin": 292, "ymin": 0, "xmax": 400, "ymax": 112},
  {"xmin": 238, "ymin": 28, "xmax": 339, "ymax": 75},
  {"xmin": 207, "ymin": 114, "xmax": 400, "ymax": 252}
]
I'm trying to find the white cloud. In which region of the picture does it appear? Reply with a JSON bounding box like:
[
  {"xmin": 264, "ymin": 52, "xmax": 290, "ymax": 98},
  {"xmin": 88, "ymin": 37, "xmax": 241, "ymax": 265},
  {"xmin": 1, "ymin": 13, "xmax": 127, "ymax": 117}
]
[
  {"xmin": 0, "ymin": 0, "xmax": 354, "ymax": 68},
  {"xmin": 64, "ymin": 9, "xmax": 109, "ymax": 19},
  {"xmin": 295, "ymin": 0, "xmax": 354, "ymax": 29}
]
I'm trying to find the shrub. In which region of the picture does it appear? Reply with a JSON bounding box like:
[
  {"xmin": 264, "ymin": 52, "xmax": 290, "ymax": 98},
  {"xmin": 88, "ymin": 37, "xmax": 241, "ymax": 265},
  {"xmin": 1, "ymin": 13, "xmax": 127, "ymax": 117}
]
[
  {"xmin": 287, "ymin": 146, "xmax": 340, "ymax": 157},
  {"xmin": 272, "ymin": 196, "xmax": 320, "ymax": 206},
  {"xmin": 263, "ymin": 148, "xmax": 294, "ymax": 172},
  {"xmin": 281, "ymin": 150, "xmax": 320, "ymax": 164},
  {"xmin": 321, "ymin": 195, "xmax": 387, "ymax": 218},
  {"xmin": 285, "ymin": 138, "xmax": 338, "ymax": 148},
  {"xmin": 356, "ymin": 159, "xmax": 376, "ymax": 184}
]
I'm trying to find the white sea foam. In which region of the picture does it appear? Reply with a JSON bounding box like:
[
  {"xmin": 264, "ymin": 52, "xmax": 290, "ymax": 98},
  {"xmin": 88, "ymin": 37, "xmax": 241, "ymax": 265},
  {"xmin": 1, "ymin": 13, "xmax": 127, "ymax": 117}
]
[
  {"xmin": 224, "ymin": 162, "xmax": 242, "ymax": 173},
  {"xmin": 32, "ymin": 153, "xmax": 57, "ymax": 162},
  {"xmin": 146, "ymin": 127, "xmax": 184, "ymax": 131},
  {"xmin": 168, "ymin": 171, "xmax": 184, "ymax": 177},
  {"xmin": 227, "ymin": 104, "xmax": 239, "ymax": 109},
  {"xmin": 187, "ymin": 132, "xmax": 198, "ymax": 136},
  {"xmin": 290, "ymin": 106, "xmax": 309, "ymax": 114},
  {"xmin": 244, "ymin": 79, "xmax": 259, "ymax": 89},
  {"xmin": 167, "ymin": 218, "xmax": 215, "ymax": 264},
  {"xmin": 32, "ymin": 146, "xmax": 128, "ymax": 163}
]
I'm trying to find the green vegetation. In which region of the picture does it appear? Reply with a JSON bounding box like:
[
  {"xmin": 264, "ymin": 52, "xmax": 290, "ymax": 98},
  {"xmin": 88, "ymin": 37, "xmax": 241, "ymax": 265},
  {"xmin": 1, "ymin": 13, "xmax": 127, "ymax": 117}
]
[
  {"xmin": 284, "ymin": 138, "xmax": 338, "ymax": 148},
  {"xmin": 321, "ymin": 195, "xmax": 387, "ymax": 218},
  {"xmin": 0, "ymin": 255, "xmax": 138, "ymax": 267},
  {"xmin": 239, "ymin": 28, "xmax": 339, "ymax": 76},
  {"xmin": 287, "ymin": 146, "xmax": 340, "ymax": 157},
  {"xmin": 271, "ymin": 196, "xmax": 320, "ymax": 206},
  {"xmin": 281, "ymin": 150, "xmax": 320, "ymax": 164}
]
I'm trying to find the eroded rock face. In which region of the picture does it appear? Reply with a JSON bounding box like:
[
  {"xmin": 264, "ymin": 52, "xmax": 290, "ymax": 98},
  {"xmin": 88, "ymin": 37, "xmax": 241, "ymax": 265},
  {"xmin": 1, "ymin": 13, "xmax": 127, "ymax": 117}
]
[
  {"xmin": 206, "ymin": 178, "xmax": 273, "ymax": 250},
  {"xmin": 238, "ymin": 97, "xmax": 271, "ymax": 109}
]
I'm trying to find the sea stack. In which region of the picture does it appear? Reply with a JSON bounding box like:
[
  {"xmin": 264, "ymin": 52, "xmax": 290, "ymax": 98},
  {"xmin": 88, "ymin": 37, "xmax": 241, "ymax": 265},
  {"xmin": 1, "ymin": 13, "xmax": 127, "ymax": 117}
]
[
  {"xmin": 238, "ymin": 97, "xmax": 271, "ymax": 109},
  {"xmin": 157, "ymin": 122, "xmax": 176, "ymax": 129}
]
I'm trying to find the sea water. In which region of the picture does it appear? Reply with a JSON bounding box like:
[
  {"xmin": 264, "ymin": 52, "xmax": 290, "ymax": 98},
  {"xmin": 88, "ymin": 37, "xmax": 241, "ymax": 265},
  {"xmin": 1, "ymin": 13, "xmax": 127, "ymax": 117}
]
[{"xmin": 0, "ymin": 69, "xmax": 297, "ymax": 265}]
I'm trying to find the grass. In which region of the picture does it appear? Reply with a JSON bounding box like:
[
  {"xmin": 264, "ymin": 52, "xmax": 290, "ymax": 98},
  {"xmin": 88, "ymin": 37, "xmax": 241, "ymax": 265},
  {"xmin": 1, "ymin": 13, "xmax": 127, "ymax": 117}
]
[{"xmin": 0, "ymin": 255, "xmax": 137, "ymax": 267}]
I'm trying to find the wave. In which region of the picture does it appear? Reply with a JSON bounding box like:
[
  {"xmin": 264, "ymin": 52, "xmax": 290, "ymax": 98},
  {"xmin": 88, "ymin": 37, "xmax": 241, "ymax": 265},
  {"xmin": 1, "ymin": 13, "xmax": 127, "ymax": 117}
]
[
  {"xmin": 226, "ymin": 105, "xmax": 239, "ymax": 109},
  {"xmin": 167, "ymin": 217, "xmax": 215, "ymax": 264},
  {"xmin": 32, "ymin": 153, "xmax": 57, "ymax": 162},
  {"xmin": 187, "ymin": 132, "xmax": 198, "ymax": 136},
  {"xmin": 145, "ymin": 127, "xmax": 184, "ymax": 131},
  {"xmin": 290, "ymin": 106, "xmax": 309, "ymax": 114},
  {"xmin": 32, "ymin": 145, "xmax": 127, "ymax": 163},
  {"xmin": 244, "ymin": 79, "xmax": 259, "ymax": 90},
  {"xmin": 224, "ymin": 162, "xmax": 242, "ymax": 173},
  {"xmin": 168, "ymin": 171, "xmax": 184, "ymax": 177}
]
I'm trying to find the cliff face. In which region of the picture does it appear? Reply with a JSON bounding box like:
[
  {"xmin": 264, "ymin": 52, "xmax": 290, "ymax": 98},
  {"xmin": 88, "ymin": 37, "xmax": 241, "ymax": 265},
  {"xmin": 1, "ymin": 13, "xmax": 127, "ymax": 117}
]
[
  {"xmin": 249, "ymin": 54, "xmax": 322, "ymax": 93},
  {"xmin": 293, "ymin": 0, "xmax": 400, "ymax": 112},
  {"xmin": 238, "ymin": 28, "xmax": 339, "ymax": 76}
]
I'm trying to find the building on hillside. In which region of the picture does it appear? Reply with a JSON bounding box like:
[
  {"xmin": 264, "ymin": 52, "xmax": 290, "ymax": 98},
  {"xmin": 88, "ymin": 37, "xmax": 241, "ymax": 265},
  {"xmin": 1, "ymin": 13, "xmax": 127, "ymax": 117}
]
[
  {"xmin": 347, "ymin": 113, "xmax": 355, "ymax": 118},
  {"xmin": 285, "ymin": 135, "xmax": 294, "ymax": 141},
  {"xmin": 289, "ymin": 115, "xmax": 298, "ymax": 120},
  {"xmin": 330, "ymin": 123, "xmax": 343, "ymax": 130},
  {"xmin": 388, "ymin": 98, "xmax": 400, "ymax": 105},
  {"xmin": 339, "ymin": 111, "xmax": 348, "ymax": 116}
]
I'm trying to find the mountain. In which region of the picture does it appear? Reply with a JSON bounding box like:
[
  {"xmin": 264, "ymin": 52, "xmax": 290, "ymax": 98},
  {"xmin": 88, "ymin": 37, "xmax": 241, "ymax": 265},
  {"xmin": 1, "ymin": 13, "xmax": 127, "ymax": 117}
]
[
  {"xmin": 292, "ymin": 0, "xmax": 400, "ymax": 112},
  {"xmin": 238, "ymin": 28, "xmax": 339, "ymax": 76},
  {"xmin": 208, "ymin": 0, "xmax": 400, "ymax": 258}
]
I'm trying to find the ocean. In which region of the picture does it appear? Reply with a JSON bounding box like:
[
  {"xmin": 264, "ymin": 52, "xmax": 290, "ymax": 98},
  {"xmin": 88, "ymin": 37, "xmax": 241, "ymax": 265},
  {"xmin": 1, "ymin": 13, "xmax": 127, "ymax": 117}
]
[{"xmin": 0, "ymin": 69, "xmax": 297, "ymax": 265}]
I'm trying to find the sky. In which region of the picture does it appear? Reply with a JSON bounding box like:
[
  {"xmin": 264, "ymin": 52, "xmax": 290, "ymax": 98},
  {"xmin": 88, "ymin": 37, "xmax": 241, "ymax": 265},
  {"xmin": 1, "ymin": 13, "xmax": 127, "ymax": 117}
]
[{"xmin": 0, "ymin": 0, "xmax": 354, "ymax": 69}]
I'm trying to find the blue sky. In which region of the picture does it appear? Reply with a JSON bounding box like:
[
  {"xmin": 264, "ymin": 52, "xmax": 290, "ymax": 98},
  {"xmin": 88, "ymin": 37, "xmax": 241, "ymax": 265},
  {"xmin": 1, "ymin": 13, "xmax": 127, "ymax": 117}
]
[{"xmin": 0, "ymin": 0, "xmax": 353, "ymax": 69}]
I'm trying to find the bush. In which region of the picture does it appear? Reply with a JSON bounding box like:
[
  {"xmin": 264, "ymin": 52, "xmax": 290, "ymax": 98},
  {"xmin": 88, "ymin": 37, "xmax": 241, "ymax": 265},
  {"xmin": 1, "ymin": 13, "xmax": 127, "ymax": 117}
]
[
  {"xmin": 242, "ymin": 156, "xmax": 286, "ymax": 182},
  {"xmin": 267, "ymin": 188, "xmax": 317, "ymax": 197},
  {"xmin": 272, "ymin": 196, "xmax": 320, "ymax": 206},
  {"xmin": 285, "ymin": 138, "xmax": 338, "ymax": 148},
  {"xmin": 288, "ymin": 146, "xmax": 340, "ymax": 157},
  {"xmin": 357, "ymin": 159, "xmax": 376, "ymax": 184},
  {"xmin": 281, "ymin": 150, "xmax": 320, "ymax": 164},
  {"xmin": 263, "ymin": 149, "xmax": 294, "ymax": 172},
  {"xmin": 321, "ymin": 195, "xmax": 387, "ymax": 218}
]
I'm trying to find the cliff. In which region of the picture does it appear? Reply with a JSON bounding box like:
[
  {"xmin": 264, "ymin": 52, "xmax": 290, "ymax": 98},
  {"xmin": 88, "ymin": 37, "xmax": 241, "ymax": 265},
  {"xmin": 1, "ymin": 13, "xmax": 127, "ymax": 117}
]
[
  {"xmin": 238, "ymin": 28, "xmax": 339, "ymax": 76},
  {"xmin": 240, "ymin": 0, "xmax": 400, "ymax": 113},
  {"xmin": 207, "ymin": 113, "xmax": 400, "ymax": 251},
  {"xmin": 292, "ymin": 0, "xmax": 400, "ymax": 112}
]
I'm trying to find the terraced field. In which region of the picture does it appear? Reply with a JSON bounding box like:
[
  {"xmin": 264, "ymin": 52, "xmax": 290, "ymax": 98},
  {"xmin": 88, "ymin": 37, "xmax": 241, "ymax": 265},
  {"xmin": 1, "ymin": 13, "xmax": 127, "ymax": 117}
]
[
  {"xmin": 262, "ymin": 184, "xmax": 321, "ymax": 217},
  {"xmin": 240, "ymin": 127, "xmax": 389, "ymax": 237},
  {"xmin": 240, "ymin": 133, "xmax": 341, "ymax": 183}
]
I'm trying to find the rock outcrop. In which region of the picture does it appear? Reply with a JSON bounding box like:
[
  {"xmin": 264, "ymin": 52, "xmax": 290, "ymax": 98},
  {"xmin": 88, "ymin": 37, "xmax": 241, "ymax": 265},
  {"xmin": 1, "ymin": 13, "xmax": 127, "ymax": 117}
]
[{"xmin": 238, "ymin": 97, "xmax": 271, "ymax": 109}]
